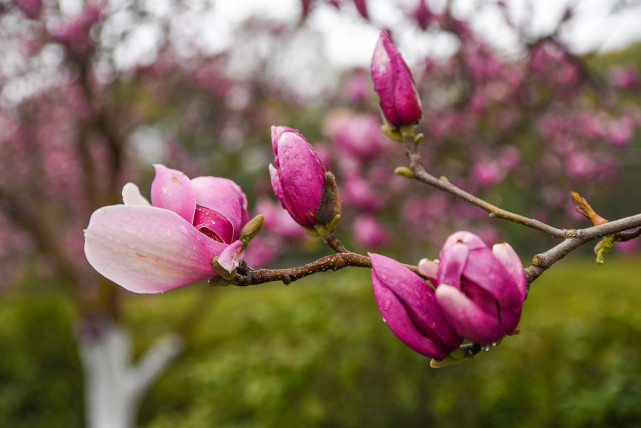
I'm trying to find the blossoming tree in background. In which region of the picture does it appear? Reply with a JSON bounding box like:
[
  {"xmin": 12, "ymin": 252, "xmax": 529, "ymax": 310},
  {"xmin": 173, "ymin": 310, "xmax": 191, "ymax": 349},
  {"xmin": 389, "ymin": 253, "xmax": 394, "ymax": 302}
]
[
  {"xmin": 2, "ymin": 0, "xmax": 641, "ymax": 426},
  {"xmin": 86, "ymin": 22, "xmax": 641, "ymax": 365}
]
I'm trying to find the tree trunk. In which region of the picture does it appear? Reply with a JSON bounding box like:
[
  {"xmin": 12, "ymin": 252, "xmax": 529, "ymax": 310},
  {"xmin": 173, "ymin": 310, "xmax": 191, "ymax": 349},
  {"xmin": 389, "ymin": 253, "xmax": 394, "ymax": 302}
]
[{"xmin": 76, "ymin": 315, "xmax": 184, "ymax": 428}]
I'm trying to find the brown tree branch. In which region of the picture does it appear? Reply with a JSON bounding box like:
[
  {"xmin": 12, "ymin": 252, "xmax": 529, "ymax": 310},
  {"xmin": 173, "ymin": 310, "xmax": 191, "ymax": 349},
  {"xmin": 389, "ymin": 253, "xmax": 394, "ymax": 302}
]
[
  {"xmin": 400, "ymin": 133, "xmax": 568, "ymax": 238},
  {"xmin": 225, "ymin": 252, "xmax": 372, "ymax": 286},
  {"xmin": 525, "ymin": 213, "xmax": 641, "ymax": 285}
]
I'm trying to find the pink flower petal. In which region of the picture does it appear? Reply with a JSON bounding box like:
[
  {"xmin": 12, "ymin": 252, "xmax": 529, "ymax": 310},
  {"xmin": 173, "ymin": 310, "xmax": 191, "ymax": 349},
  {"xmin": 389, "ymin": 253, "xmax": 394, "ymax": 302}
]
[
  {"xmin": 84, "ymin": 205, "xmax": 226, "ymax": 294},
  {"xmin": 461, "ymin": 247, "xmax": 522, "ymax": 310},
  {"xmin": 217, "ymin": 240, "xmax": 244, "ymax": 273},
  {"xmin": 370, "ymin": 253, "xmax": 460, "ymax": 359},
  {"xmin": 122, "ymin": 182, "xmax": 150, "ymax": 206},
  {"xmin": 436, "ymin": 284, "xmax": 502, "ymax": 344},
  {"xmin": 492, "ymin": 242, "xmax": 527, "ymax": 302},
  {"xmin": 437, "ymin": 243, "xmax": 469, "ymax": 290},
  {"xmin": 418, "ymin": 258, "xmax": 438, "ymax": 284},
  {"xmin": 190, "ymin": 176, "xmax": 249, "ymax": 237},
  {"xmin": 150, "ymin": 164, "xmax": 196, "ymax": 224},
  {"xmin": 372, "ymin": 278, "xmax": 451, "ymax": 359},
  {"xmin": 193, "ymin": 206, "xmax": 234, "ymax": 244},
  {"xmin": 441, "ymin": 230, "xmax": 487, "ymax": 252}
]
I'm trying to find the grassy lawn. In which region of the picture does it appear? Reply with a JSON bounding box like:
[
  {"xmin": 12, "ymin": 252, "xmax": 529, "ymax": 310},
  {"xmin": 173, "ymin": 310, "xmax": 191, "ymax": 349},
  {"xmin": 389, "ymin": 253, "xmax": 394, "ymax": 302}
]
[{"xmin": 2, "ymin": 257, "xmax": 641, "ymax": 427}]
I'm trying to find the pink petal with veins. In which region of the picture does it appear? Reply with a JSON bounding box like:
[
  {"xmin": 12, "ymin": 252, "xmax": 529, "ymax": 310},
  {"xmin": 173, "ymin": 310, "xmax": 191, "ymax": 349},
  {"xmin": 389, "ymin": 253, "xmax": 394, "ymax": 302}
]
[
  {"xmin": 84, "ymin": 205, "xmax": 226, "ymax": 294},
  {"xmin": 150, "ymin": 164, "xmax": 196, "ymax": 224}
]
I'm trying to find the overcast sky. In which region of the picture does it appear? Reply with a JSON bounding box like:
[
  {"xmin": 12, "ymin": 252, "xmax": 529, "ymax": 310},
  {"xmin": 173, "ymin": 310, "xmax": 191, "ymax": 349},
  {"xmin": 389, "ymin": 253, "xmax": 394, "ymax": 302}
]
[
  {"xmin": 45, "ymin": 0, "xmax": 641, "ymax": 103},
  {"xmin": 209, "ymin": 0, "xmax": 641, "ymax": 66}
]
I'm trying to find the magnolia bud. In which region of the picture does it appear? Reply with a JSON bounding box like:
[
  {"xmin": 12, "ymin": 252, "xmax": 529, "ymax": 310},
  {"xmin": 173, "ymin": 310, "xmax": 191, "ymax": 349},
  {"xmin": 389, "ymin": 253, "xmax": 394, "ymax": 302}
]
[
  {"xmin": 371, "ymin": 31, "xmax": 422, "ymax": 128},
  {"xmin": 269, "ymin": 126, "xmax": 341, "ymax": 231}
]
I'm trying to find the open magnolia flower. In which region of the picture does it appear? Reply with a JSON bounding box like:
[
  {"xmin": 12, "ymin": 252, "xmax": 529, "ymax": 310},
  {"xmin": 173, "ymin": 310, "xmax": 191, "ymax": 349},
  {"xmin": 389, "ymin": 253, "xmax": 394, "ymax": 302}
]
[
  {"xmin": 420, "ymin": 231, "xmax": 527, "ymax": 345},
  {"xmin": 84, "ymin": 164, "xmax": 249, "ymax": 293}
]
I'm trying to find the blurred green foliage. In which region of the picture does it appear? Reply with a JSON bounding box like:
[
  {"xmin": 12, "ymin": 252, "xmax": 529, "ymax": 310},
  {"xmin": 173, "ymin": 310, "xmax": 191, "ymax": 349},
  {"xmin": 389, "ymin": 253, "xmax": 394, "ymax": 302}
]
[{"xmin": 2, "ymin": 257, "xmax": 641, "ymax": 427}]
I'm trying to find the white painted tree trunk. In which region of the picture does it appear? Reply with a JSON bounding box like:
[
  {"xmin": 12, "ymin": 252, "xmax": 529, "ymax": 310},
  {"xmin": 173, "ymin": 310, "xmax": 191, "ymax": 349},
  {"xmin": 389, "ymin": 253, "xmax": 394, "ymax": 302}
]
[{"xmin": 77, "ymin": 317, "xmax": 184, "ymax": 428}]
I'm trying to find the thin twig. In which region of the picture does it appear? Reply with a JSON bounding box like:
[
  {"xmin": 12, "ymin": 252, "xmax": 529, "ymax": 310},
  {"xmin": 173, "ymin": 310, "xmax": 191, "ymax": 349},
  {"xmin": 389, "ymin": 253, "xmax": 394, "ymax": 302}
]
[
  {"xmin": 525, "ymin": 212, "xmax": 641, "ymax": 285},
  {"xmin": 402, "ymin": 134, "xmax": 568, "ymax": 238},
  {"xmin": 227, "ymin": 252, "xmax": 372, "ymax": 286},
  {"xmin": 224, "ymin": 248, "xmax": 426, "ymax": 287},
  {"xmin": 324, "ymin": 232, "xmax": 348, "ymax": 253}
]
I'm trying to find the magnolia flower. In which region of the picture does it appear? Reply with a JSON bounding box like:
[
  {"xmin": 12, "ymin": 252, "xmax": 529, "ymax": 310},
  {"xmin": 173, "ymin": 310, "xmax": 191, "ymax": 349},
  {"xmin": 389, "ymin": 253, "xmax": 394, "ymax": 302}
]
[
  {"xmin": 370, "ymin": 253, "xmax": 462, "ymax": 360},
  {"xmin": 84, "ymin": 164, "xmax": 249, "ymax": 293},
  {"xmin": 269, "ymin": 126, "xmax": 340, "ymax": 231},
  {"xmin": 371, "ymin": 31, "xmax": 422, "ymax": 128},
  {"xmin": 420, "ymin": 231, "xmax": 527, "ymax": 344}
]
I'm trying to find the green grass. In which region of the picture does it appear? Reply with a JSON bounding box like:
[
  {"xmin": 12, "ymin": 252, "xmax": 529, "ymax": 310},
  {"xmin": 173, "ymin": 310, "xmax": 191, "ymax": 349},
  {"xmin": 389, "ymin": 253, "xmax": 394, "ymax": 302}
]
[{"xmin": 2, "ymin": 257, "xmax": 641, "ymax": 427}]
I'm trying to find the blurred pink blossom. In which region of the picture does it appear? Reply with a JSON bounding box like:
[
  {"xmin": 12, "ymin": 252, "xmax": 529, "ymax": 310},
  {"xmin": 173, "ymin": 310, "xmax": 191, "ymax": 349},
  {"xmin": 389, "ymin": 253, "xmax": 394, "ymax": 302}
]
[
  {"xmin": 608, "ymin": 117, "xmax": 635, "ymax": 147},
  {"xmin": 412, "ymin": 0, "xmax": 434, "ymax": 30},
  {"xmin": 15, "ymin": 0, "xmax": 42, "ymax": 19},
  {"xmin": 608, "ymin": 66, "xmax": 639, "ymax": 90},
  {"xmin": 473, "ymin": 160, "xmax": 505, "ymax": 187},
  {"xmin": 341, "ymin": 173, "xmax": 383, "ymax": 212},
  {"xmin": 566, "ymin": 152, "xmax": 597, "ymax": 179},
  {"xmin": 353, "ymin": 214, "xmax": 389, "ymax": 248},
  {"xmin": 324, "ymin": 110, "xmax": 388, "ymax": 160},
  {"xmin": 56, "ymin": 5, "xmax": 102, "ymax": 53},
  {"xmin": 615, "ymin": 239, "xmax": 639, "ymax": 257},
  {"xmin": 343, "ymin": 68, "xmax": 370, "ymax": 103},
  {"xmin": 255, "ymin": 198, "xmax": 306, "ymax": 240},
  {"xmin": 242, "ymin": 236, "xmax": 278, "ymax": 268}
]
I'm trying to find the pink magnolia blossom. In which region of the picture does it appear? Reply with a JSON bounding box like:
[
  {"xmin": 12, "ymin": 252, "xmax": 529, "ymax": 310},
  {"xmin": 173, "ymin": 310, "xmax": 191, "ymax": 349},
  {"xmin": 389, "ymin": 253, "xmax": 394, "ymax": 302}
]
[
  {"xmin": 341, "ymin": 173, "xmax": 382, "ymax": 212},
  {"xmin": 353, "ymin": 0, "xmax": 368, "ymax": 19},
  {"xmin": 412, "ymin": 0, "xmax": 434, "ymax": 30},
  {"xmin": 607, "ymin": 66, "xmax": 639, "ymax": 90},
  {"xmin": 84, "ymin": 164, "xmax": 249, "ymax": 294},
  {"xmin": 608, "ymin": 117, "xmax": 635, "ymax": 147},
  {"xmin": 56, "ymin": 5, "xmax": 102, "ymax": 53},
  {"xmin": 323, "ymin": 110, "xmax": 388, "ymax": 160},
  {"xmin": 420, "ymin": 231, "xmax": 526, "ymax": 344},
  {"xmin": 343, "ymin": 68, "xmax": 369, "ymax": 103},
  {"xmin": 255, "ymin": 197, "xmax": 306, "ymax": 239},
  {"xmin": 370, "ymin": 253, "xmax": 462, "ymax": 360},
  {"xmin": 269, "ymin": 126, "xmax": 326, "ymax": 228},
  {"xmin": 353, "ymin": 214, "xmax": 389, "ymax": 248},
  {"xmin": 15, "ymin": 0, "xmax": 42, "ymax": 19},
  {"xmin": 566, "ymin": 152, "xmax": 597, "ymax": 179},
  {"xmin": 472, "ymin": 159, "xmax": 505, "ymax": 187},
  {"xmin": 371, "ymin": 31, "xmax": 422, "ymax": 128}
]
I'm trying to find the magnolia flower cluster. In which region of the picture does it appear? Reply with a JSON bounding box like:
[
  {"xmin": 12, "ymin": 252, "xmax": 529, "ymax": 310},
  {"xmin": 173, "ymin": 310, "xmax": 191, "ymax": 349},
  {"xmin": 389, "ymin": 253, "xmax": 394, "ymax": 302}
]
[
  {"xmin": 83, "ymin": 30, "xmax": 528, "ymax": 366},
  {"xmin": 371, "ymin": 231, "xmax": 527, "ymax": 362}
]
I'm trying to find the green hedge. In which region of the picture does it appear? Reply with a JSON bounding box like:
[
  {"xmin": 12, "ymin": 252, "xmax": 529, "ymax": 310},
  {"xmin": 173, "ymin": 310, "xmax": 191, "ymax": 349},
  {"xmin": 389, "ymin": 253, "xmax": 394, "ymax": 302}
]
[{"xmin": 2, "ymin": 257, "xmax": 641, "ymax": 427}]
